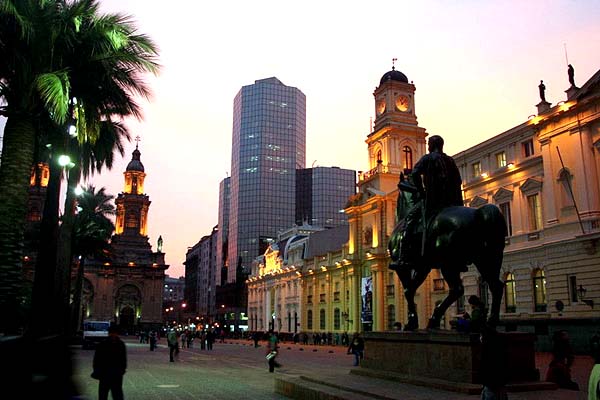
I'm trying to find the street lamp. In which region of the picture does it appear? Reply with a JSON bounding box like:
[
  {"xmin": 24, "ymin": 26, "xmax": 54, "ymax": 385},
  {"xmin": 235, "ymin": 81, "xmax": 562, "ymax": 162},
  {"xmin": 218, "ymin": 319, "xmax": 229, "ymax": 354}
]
[{"xmin": 577, "ymin": 285, "xmax": 594, "ymax": 308}]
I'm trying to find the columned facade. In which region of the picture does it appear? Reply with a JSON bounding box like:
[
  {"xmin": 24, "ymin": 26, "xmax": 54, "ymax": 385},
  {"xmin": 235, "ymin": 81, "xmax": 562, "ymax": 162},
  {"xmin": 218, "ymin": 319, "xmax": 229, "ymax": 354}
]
[{"xmin": 455, "ymin": 67, "xmax": 600, "ymax": 351}]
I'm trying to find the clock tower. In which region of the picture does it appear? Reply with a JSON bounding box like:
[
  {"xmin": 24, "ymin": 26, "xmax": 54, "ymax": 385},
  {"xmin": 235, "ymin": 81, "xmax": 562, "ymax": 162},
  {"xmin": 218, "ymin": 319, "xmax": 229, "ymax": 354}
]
[{"xmin": 367, "ymin": 64, "xmax": 427, "ymax": 193}]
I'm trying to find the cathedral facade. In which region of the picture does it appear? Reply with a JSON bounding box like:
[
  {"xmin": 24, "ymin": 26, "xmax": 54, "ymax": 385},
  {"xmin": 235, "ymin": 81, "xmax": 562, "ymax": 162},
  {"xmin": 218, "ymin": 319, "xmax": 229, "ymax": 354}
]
[{"xmin": 82, "ymin": 146, "xmax": 168, "ymax": 333}]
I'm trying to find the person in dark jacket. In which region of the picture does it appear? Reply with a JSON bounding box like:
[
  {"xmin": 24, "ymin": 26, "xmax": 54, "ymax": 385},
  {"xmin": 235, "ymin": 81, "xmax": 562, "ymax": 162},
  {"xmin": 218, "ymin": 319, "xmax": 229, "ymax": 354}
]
[
  {"xmin": 92, "ymin": 325, "xmax": 127, "ymax": 400},
  {"xmin": 479, "ymin": 327, "xmax": 507, "ymax": 399},
  {"xmin": 347, "ymin": 333, "xmax": 365, "ymax": 366}
]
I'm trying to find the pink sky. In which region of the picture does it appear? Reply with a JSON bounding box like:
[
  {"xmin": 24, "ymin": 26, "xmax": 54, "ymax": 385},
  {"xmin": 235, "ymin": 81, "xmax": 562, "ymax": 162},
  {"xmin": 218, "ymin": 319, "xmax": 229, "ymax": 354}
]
[{"xmin": 3, "ymin": 1, "xmax": 600, "ymax": 278}]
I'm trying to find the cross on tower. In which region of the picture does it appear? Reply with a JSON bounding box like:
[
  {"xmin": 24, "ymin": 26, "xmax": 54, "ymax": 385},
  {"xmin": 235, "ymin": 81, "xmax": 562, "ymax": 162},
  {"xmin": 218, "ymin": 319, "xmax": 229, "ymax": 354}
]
[
  {"xmin": 392, "ymin": 58, "xmax": 398, "ymax": 70},
  {"xmin": 135, "ymin": 135, "xmax": 141, "ymax": 149}
]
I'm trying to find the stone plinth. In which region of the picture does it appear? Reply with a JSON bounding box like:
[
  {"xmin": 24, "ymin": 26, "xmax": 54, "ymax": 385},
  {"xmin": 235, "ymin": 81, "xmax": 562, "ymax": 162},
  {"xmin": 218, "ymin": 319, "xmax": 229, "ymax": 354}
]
[{"xmin": 358, "ymin": 331, "xmax": 540, "ymax": 388}]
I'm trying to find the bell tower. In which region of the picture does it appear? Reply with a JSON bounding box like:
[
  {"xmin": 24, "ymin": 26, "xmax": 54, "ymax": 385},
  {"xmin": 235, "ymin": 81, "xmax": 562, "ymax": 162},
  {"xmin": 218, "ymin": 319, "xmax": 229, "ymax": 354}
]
[
  {"xmin": 111, "ymin": 142, "xmax": 153, "ymax": 262},
  {"xmin": 366, "ymin": 61, "xmax": 427, "ymax": 184}
]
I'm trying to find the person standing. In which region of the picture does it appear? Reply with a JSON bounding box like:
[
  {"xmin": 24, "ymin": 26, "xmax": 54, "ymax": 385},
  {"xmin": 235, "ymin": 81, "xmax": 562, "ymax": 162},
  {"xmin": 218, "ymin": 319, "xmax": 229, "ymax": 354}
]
[
  {"xmin": 92, "ymin": 325, "xmax": 127, "ymax": 400},
  {"xmin": 546, "ymin": 330, "xmax": 579, "ymax": 390},
  {"xmin": 348, "ymin": 332, "xmax": 364, "ymax": 366},
  {"xmin": 479, "ymin": 327, "xmax": 508, "ymax": 400},
  {"xmin": 468, "ymin": 295, "xmax": 488, "ymax": 334},
  {"xmin": 149, "ymin": 331, "xmax": 157, "ymax": 351},
  {"xmin": 167, "ymin": 329, "xmax": 179, "ymax": 362},
  {"xmin": 266, "ymin": 330, "xmax": 280, "ymax": 373}
]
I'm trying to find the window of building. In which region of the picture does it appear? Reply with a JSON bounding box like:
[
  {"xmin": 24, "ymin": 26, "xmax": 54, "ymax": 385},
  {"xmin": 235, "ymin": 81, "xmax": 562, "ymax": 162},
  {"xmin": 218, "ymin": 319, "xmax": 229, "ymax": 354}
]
[
  {"xmin": 527, "ymin": 194, "xmax": 543, "ymax": 231},
  {"xmin": 504, "ymin": 272, "xmax": 516, "ymax": 313},
  {"xmin": 496, "ymin": 151, "xmax": 507, "ymax": 168},
  {"xmin": 307, "ymin": 294, "xmax": 313, "ymax": 304},
  {"xmin": 472, "ymin": 162, "xmax": 482, "ymax": 178},
  {"xmin": 402, "ymin": 146, "xmax": 413, "ymax": 172},
  {"xmin": 533, "ymin": 269, "xmax": 547, "ymax": 312},
  {"xmin": 499, "ymin": 202, "xmax": 513, "ymax": 236},
  {"xmin": 386, "ymin": 284, "xmax": 395, "ymax": 297},
  {"xmin": 376, "ymin": 149, "xmax": 382, "ymax": 163},
  {"xmin": 522, "ymin": 139, "xmax": 534, "ymax": 157},
  {"xmin": 334, "ymin": 308, "xmax": 341, "ymax": 330},
  {"xmin": 387, "ymin": 305, "xmax": 395, "ymax": 330},
  {"xmin": 319, "ymin": 309, "xmax": 326, "ymax": 330},
  {"xmin": 307, "ymin": 309, "xmax": 313, "ymax": 330}
]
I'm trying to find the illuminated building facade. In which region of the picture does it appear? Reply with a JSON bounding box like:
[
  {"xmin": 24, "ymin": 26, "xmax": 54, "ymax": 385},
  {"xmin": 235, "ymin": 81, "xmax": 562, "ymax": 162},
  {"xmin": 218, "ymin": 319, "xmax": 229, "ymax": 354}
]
[
  {"xmin": 455, "ymin": 67, "xmax": 600, "ymax": 350},
  {"xmin": 216, "ymin": 177, "xmax": 230, "ymax": 286},
  {"xmin": 343, "ymin": 66, "xmax": 439, "ymax": 331},
  {"xmin": 228, "ymin": 77, "xmax": 306, "ymax": 282},
  {"xmin": 83, "ymin": 146, "xmax": 168, "ymax": 333}
]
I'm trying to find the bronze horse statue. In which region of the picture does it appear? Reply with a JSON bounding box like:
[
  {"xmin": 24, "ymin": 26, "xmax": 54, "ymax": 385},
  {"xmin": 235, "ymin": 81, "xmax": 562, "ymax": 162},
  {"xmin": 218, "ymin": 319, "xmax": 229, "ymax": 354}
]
[{"xmin": 388, "ymin": 174, "xmax": 508, "ymax": 331}]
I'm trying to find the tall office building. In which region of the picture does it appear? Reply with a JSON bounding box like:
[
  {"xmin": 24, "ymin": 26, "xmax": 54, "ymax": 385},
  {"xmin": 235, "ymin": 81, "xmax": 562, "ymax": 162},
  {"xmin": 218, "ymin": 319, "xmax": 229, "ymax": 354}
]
[
  {"xmin": 228, "ymin": 77, "xmax": 306, "ymax": 282},
  {"xmin": 296, "ymin": 167, "xmax": 356, "ymax": 227},
  {"xmin": 216, "ymin": 177, "xmax": 230, "ymax": 286}
]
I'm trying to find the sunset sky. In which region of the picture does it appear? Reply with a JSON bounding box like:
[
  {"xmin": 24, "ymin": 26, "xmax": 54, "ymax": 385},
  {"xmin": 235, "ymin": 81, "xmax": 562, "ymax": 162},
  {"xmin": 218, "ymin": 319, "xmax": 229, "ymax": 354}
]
[{"xmin": 3, "ymin": 1, "xmax": 600, "ymax": 278}]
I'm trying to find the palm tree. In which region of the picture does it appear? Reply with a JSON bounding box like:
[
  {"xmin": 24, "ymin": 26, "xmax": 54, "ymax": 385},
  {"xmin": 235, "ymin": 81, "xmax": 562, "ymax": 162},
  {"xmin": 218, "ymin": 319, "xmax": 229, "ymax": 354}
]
[
  {"xmin": 0, "ymin": 0, "xmax": 158, "ymax": 334},
  {"xmin": 0, "ymin": 0, "xmax": 72, "ymax": 334},
  {"xmin": 70, "ymin": 185, "xmax": 115, "ymax": 335}
]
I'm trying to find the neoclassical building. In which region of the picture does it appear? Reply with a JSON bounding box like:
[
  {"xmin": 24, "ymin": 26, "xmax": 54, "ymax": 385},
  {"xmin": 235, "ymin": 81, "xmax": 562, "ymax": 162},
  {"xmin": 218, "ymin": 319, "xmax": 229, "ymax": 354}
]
[
  {"xmin": 82, "ymin": 145, "xmax": 168, "ymax": 333},
  {"xmin": 455, "ymin": 67, "xmax": 600, "ymax": 350}
]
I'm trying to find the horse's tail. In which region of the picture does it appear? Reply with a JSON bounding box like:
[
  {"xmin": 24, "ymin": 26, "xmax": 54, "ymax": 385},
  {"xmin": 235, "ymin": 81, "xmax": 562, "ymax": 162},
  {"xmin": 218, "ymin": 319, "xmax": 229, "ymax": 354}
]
[{"xmin": 475, "ymin": 204, "xmax": 508, "ymax": 252}]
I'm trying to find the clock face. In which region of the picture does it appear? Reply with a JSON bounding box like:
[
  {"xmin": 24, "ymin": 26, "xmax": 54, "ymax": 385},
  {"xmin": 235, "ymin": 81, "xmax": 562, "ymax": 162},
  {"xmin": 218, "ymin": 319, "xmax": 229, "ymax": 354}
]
[
  {"xmin": 396, "ymin": 95, "xmax": 410, "ymax": 112},
  {"xmin": 376, "ymin": 99, "xmax": 386, "ymax": 115}
]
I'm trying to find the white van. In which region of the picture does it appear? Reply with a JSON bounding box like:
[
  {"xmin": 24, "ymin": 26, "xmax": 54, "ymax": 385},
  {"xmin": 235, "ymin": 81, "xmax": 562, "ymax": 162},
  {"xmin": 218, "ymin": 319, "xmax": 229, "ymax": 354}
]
[{"xmin": 82, "ymin": 320, "xmax": 111, "ymax": 348}]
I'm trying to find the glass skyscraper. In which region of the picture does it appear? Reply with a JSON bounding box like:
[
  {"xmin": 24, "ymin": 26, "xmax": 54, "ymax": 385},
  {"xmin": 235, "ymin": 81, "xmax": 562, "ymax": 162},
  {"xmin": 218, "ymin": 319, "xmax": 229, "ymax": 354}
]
[
  {"xmin": 296, "ymin": 167, "xmax": 356, "ymax": 228},
  {"xmin": 228, "ymin": 77, "xmax": 306, "ymax": 282}
]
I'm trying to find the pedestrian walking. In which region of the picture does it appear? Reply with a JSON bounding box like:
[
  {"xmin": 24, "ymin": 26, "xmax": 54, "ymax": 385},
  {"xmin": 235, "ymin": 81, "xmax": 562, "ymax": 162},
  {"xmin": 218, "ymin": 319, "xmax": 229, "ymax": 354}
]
[
  {"xmin": 266, "ymin": 330, "xmax": 281, "ymax": 373},
  {"xmin": 149, "ymin": 331, "xmax": 157, "ymax": 351},
  {"xmin": 167, "ymin": 328, "xmax": 179, "ymax": 362},
  {"xmin": 347, "ymin": 332, "xmax": 364, "ymax": 366},
  {"xmin": 92, "ymin": 325, "xmax": 127, "ymax": 400},
  {"xmin": 206, "ymin": 329, "xmax": 214, "ymax": 350}
]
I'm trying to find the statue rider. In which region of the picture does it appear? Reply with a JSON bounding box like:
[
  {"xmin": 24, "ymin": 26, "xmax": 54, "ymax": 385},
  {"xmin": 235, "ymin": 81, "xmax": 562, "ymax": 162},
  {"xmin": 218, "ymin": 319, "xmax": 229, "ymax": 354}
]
[{"xmin": 395, "ymin": 135, "xmax": 463, "ymax": 269}]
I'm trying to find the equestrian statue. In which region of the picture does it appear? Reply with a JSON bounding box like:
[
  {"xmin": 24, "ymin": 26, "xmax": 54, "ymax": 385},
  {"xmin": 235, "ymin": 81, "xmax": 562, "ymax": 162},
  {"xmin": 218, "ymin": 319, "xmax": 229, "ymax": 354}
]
[{"xmin": 388, "ymin": 135, "xmax": 508, "ymax": 331}]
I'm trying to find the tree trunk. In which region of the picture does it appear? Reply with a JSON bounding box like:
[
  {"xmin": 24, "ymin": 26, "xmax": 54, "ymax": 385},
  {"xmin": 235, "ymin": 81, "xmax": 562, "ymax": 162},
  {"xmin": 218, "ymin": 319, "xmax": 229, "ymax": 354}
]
[
  {"xmin": 57, "ymin": 163, "xmax": 80, "ymax": 336},
  {"xmin": 0, "ymin": 116, "xmax": 36, "ymax": 335},
  {"xmin": 30, "ymin": 156, "xmax": 63, "ymax": 336},
  {"xmin": 71, "ymin": 256, "xmax": 85, "ymax": 336}
]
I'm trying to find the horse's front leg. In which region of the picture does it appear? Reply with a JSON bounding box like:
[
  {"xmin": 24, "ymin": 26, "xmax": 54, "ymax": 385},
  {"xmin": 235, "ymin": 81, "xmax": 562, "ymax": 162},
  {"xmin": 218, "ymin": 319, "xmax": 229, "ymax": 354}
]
[
  {"xmin": 397, "ymin": 267, "xmax": 429, "ymax": 331},
  {"xmin": 428, "ymin": 268, "xmax": 464, "ymax": 329}
]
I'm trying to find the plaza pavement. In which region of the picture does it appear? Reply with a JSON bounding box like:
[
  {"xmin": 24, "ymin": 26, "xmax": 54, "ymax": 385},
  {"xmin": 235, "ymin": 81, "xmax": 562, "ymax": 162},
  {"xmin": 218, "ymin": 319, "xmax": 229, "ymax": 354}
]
[{"xmin": 70, "ymin": 336, "xmax": 593, "ymax": 400}]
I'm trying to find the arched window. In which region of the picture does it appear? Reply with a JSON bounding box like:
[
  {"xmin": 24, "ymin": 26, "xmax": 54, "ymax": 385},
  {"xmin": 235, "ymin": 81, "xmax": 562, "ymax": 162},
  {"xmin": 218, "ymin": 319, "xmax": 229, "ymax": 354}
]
[
  {"xmin": 504, "ymin": 272, "xmax": 516, "ymax": 313},
  {"xmin": 402, "ymin": 146, "xmax": 413, "ymax": 171},
  {"xmin": 387, "ymin": 304, "xmax": 395, "ymax": 330},
  {"xmin": 307, "ymin": 309, "xmax": 313, "ymax": 330},
  {"xmin": 319, "ymin": 309, "xmax": 326, "ymax": 330},
  {"xmin": 533, "ymin": 269, "xmax": 547, "ymax": 312},
  {"xmin": 334, "ymin": 308, "xmax": 341, "ymax": 330},
  {"xmin": 376, "ymin": 149, "xmax": 382, "ymax": 163}
]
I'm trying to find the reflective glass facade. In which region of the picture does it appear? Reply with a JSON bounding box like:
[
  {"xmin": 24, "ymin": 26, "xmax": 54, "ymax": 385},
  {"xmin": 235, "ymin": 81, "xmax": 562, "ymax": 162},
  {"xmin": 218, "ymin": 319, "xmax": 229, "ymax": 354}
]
[
  {"xmin": 228, "ymin": 77, "xmax": 306, "ymax": 282},
  {"xmin": 216, "ymin": 177, "xmax": 230, "ymax": 286},
  {"xmin": 296, "ymin": 167, "xmax": 356, "ymax": 227}
]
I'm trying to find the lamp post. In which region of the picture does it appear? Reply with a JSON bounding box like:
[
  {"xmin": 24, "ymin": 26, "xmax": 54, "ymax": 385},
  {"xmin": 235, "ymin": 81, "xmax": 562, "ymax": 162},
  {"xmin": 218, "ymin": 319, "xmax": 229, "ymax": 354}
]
[{"xmin": 577, "ymin": 285, "xmax": 594, "ymax": 308}]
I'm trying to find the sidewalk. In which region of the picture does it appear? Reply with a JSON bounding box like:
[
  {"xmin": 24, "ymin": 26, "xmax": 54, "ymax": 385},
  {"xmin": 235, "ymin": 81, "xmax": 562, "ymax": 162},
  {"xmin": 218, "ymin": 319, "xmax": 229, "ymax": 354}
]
[{"xmin": 225, "ymin": 337, "xmax": 593, "ymax": 399}]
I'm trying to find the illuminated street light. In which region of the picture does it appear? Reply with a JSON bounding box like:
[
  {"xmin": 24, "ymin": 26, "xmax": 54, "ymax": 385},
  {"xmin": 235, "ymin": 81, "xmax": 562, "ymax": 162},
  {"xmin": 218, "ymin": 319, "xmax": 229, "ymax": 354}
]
[{"xmin": 58, "ymin": 155, "xmax": 71, "ymax": 167}]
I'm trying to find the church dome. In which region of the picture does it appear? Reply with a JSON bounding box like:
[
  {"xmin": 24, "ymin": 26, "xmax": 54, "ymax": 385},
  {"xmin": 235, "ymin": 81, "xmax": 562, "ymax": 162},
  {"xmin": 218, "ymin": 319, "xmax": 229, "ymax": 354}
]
[
  {"xmin": 126, "ymin": 148, "xmax": 145, "ymax": 172},
  {"xmin": 380, "ymin": 67, "xmax": 408, "ymax": 85}
]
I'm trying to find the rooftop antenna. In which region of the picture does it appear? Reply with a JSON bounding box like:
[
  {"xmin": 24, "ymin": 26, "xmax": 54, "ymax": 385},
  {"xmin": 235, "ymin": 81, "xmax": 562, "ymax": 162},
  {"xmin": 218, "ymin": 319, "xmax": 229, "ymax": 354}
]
[
  {"xmin": 563, "ymin": 43, "xmax": 569, "ymax": 66},
  {"xmin": 392, "ymin": 57, "xmax": 398, "ymax": 70}
]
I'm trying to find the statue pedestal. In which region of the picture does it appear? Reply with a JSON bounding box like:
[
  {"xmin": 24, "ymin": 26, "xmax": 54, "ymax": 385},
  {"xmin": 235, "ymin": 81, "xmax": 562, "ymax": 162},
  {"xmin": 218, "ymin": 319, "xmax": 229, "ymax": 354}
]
[{"xmin": 354, "ymin": 331, "xmax": 549, "ymax": 394}]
